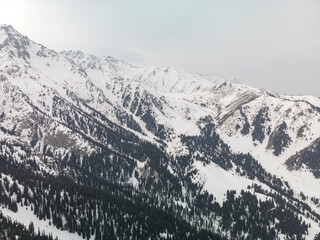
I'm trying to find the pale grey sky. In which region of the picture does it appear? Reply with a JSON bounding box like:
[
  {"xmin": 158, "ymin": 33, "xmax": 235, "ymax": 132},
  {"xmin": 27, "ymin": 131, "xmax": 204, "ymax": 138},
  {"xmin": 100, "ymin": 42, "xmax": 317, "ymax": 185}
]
[{"xmin": 0, "ymin": 0, "xmax": 319, "ymax": 96}]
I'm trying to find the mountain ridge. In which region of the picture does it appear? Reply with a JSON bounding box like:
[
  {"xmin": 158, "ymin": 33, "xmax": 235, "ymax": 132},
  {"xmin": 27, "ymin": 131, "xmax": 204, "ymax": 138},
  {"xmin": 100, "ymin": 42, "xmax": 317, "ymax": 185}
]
[{"xmin": 0, "ymin": 24, "xmax": 320, "ymax": 240}]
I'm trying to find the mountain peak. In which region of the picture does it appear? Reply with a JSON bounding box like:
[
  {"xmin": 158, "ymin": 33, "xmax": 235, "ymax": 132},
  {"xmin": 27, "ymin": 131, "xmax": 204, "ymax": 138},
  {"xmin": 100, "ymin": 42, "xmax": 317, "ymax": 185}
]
[
  {"xmin": 61, "ymin": 50, "xmax": 85, "ymax": 59},
  {"xmin": 0, "ymin": 24, "xmax": 25, "ymax": 38},
  {"xmin": 104, "ymin": 55, "xmax": 121, "ymax": 63},
  {"xmin": 0, "ymin": 24, "xmax": 30, "ymax": 49},
  {"xmin": 0, "ymin": 25, "xmax": 31, "ymax": 63},
  {"xmin": 103, "ymin": 55, "xmax": 134, "ymax": 68},
  {"xmin": 0, "ymin": 24, "xmax": 14, "ymax": 30}
]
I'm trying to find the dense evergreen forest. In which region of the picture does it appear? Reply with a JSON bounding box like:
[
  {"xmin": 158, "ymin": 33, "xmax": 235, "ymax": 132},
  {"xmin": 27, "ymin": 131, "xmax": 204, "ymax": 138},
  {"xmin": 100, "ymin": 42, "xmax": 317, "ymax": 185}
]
[
  {"xmin": 1, "ymin": 134, "xmax": 319, "ymax": 240},
  {"xmin": 0, "ymin": 155, "xmax": 224, "ymax": 240}
]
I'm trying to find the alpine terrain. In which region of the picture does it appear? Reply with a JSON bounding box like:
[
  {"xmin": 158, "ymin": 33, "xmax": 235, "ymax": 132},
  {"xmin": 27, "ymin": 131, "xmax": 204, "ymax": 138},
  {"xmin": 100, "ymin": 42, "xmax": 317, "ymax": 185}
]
[{"xmin": 0, "ymin": 24, "xmax": 320, "ymax": 240}]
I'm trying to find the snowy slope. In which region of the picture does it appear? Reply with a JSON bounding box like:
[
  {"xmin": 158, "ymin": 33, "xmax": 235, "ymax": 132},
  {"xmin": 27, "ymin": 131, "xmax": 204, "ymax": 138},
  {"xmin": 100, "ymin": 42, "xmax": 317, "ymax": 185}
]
[
  {"xmin": 1, "ymin": 24, "xmax": 320, "ymax": 239},
  {"xmin": 63, "ymin": 48, "xmax": 320, "ymax": 202}
]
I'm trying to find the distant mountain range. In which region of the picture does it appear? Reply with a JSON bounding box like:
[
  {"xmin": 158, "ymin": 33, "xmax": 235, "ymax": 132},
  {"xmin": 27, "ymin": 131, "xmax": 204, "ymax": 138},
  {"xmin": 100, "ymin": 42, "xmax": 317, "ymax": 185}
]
[{"xmin": 0, "ymin": 24, "xmax": 320, "ymax": 240}]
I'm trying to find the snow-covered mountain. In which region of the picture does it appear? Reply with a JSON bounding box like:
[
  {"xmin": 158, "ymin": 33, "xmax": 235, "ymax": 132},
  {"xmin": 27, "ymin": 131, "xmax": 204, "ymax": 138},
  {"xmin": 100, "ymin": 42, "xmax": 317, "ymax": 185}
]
[{"xmin": 1, "ymin": 24, "xmax": 320, "ymax": 240}]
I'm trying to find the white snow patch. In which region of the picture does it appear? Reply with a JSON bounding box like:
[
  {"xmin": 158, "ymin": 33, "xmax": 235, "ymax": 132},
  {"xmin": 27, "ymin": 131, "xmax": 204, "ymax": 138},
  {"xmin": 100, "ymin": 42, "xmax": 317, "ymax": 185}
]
[
  {"xmin": 0, "ymin": 205, "xmax": 90, "ymax": 240},
  {"xmin": 192, "ymin": 161, "xmax": 254, "ymax": 204}
]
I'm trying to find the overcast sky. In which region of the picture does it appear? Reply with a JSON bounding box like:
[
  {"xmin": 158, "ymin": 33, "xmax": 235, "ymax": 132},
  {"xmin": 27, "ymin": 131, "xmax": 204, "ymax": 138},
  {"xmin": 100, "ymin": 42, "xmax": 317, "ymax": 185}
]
[{"xmin": 0, "ymin": 0, "xmax": 319, "ymax": 96}]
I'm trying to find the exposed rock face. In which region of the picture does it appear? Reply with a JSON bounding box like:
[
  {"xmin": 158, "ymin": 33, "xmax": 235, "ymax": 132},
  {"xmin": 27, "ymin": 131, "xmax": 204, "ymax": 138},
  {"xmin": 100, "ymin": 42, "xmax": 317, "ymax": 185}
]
[
  {"xmin": 251, "ymin": 107, "xmax": 270, "ymax": 143},
  {"xmin": 286, "ymin": 138, "xmax": 320, "ymax": 178},
  {"xmin": 267, "ymin": 121, "xmax": 292, "ymax": 156}
]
